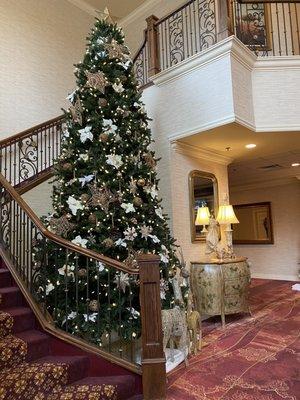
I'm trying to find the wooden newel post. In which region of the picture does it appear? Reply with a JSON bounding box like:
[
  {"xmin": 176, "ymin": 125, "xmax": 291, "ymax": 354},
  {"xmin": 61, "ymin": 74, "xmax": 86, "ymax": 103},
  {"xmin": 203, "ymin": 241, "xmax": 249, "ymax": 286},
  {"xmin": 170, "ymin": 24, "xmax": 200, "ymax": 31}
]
[
  {"xmin": 146, "ymin": 15, "xmax": 160, "ymax": 77},
  {"xmin": 216, "ymin": 0, "xmax": 233, "ymax": 41},
  {"xmin": 138, "ymin": 254, "xmax": 166, "ymax": 400}
]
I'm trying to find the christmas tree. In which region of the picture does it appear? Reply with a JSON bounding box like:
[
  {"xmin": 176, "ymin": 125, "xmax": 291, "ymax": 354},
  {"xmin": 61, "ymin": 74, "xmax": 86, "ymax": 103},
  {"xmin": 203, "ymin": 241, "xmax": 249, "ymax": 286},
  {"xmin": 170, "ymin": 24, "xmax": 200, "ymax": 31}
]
[{"xmin": 35, "ymin": 11, "xmax": 183, "ymax": 346}]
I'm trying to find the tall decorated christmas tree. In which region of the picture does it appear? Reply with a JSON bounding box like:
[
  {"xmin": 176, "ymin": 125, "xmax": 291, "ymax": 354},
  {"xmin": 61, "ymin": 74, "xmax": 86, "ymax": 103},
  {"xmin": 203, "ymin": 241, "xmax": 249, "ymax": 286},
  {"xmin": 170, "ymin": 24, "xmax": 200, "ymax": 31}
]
[{"xmin": 36, "ymin": 10, "xmax": 184, "ymax": 346}]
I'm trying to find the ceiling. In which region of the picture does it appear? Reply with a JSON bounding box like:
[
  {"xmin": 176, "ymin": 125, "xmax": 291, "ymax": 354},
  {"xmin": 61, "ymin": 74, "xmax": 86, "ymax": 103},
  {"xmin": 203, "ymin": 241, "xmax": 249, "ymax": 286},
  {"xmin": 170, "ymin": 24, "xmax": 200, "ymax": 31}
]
[
  {"xmin": 83, "ymin": 0, "xmax": 146, "ymax": 19},
  {"xmin": 179, "ymin": 123, "xmax": 300, "ymax": 186}
]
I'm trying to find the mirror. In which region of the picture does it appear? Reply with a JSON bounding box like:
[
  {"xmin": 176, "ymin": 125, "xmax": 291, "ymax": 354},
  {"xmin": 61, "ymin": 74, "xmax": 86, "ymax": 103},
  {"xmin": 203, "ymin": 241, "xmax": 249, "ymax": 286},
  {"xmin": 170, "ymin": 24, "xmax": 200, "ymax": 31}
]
[
  {"xmin": 189, "ymin": 171, "xmax": 218, "ymax": 242},
  {"xmin": 233, "ymin": 202, "xmax": 274, "ymax": 244}
]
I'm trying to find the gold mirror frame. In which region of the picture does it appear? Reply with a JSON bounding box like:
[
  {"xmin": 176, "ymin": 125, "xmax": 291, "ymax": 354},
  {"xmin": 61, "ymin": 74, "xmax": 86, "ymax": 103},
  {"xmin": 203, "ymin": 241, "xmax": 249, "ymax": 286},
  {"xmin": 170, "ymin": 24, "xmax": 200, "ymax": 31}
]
[{"xmin": 189, "ymin": 170, "xmax": 219, "ymax": 243}]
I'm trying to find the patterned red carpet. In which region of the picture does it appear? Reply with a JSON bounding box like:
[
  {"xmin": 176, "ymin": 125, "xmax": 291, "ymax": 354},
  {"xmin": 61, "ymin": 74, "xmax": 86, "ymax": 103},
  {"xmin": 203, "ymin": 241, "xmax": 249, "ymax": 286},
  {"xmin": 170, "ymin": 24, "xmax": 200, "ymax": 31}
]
[{"xmin": 167, "ymin": 279, "xmax": 300, "ymax": 400}]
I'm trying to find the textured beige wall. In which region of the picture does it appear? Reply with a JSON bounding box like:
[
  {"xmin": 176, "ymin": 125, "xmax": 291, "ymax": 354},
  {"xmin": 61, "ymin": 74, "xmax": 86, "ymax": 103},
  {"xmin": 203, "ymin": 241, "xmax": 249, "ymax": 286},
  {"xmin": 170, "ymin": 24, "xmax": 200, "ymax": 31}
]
[
  {"xmin": 230, "ymin": 181, "xmax": 300, "ymax": 281},
  {"xmin": 22, "ymin": 179, "xmax": 53, "ymax": 217},
  {"xmin": 0, "ymin": 0, "xmax": 93, "ymax": 138}
]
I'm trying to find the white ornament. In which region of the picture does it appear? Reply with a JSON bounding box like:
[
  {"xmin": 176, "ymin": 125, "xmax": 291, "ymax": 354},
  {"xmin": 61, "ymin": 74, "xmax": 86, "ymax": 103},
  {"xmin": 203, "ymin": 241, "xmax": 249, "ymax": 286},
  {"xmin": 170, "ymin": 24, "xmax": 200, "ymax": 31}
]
[
  {"xmin": 62, "ymin": 124, "xmax": 70, "ymax": 138},
  {"xmin": 112, "ymin": 82, "xmax": 124, "ymax": 93},
  {"xmin": 79, "ymin": 126, "xmax": 93, "ymax": 143},
  {"xmin": 103, "ymin": 119, "xmax": 117, "ymax": 134},
  {"xmin": 96, "ymin": 262, "xmax": 105, "ymax": 272},
  {"xmin": 71, "ymin": 235, "xmax": 88, "ymax": 248},
  {"xmin": 126, "ymin": 307, "xmax": 140, "ymax": 319},
  {"xmin": 124, "ymin": 227, "xmax": 137, "ymax": 241},
  {"xmin": 67, "ymin": 196, "xmax": 84, "ymax": 216},
  {"xmin": 145, "ymin": 185, "xmax": 159, "ymax": 199},
  {"xmin": 155, "ymin": 207, "xmax": 164, "ymax": 219},
  {"xmin": 160, "ymin": 245, "xmax": 169, "ymax": 264},
  {"xmin": 46, "ymin": 283, "xmax": 55, "ymax": 295},
  {"xmin": 140, "ymin": 225, "xmax": 153, "ymax": 239},
  {"xmin": 115, "ymin": 238, "xmax": 127, "ymax": 248},
  {"xmin": 83, "ymin": 313, "xmax": 98, "ymax": 322},
  {"xmin": 118, "ymin": 60, "xmax": 131, "ymax": 70},
  {"xmin": 149, "ymin": 234, "xmax": 160, "ymax": 244},
  {"xmin": 121, "ymin": 203, "xmax": 135, "ymax": 214},
  {"xmin": 106, "ymin": 154, "xmax": 123, "ymax": 169},
  {"xmin": 78, "ymin": 174, "xmax": 94, "ymax": 187},
  {"xmin": 66, "ymin": 90, "xmax": 76, "ymax": 103},
  {"xmin": 58, "ymin": 264, "xmax": 75, "ymax": 278},
  {"xmin": 114, "ymin": 272, "xmax": 130, "ymax": 293}
]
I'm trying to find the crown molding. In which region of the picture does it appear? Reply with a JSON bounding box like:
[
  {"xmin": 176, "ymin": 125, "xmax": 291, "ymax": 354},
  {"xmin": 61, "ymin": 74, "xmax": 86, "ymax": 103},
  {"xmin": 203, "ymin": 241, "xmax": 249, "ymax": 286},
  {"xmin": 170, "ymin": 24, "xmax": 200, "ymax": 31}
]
[
  {"xmin": 255, "ymin": 55, "xmax": 300, "ymax": 71},
  {"xmin": 119, "ymin": 0, "xmax": 161, "ymax": 28},
  {"xmin": 171, "ymin": 141, "xmax": 233, "ymax": 166},
  {"xmin": 230, "ymin": 176, "xmax": 298, "ymax": 192},
  {"xmin": 66, "ymin": 0, "xmax": 98, "ymax": 16}
]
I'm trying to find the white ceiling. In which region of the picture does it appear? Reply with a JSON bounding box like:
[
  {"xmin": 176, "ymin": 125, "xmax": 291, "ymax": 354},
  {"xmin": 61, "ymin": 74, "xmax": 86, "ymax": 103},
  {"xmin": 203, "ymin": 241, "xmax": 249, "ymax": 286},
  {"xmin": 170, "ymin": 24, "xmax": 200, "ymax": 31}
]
[
  {"xmin": 179, "ymin": 123, "xmax": 300, "ymax": 186},
  {"xmin": 83, "ymin": 0, "xmax": 147, "ymax": 19}
]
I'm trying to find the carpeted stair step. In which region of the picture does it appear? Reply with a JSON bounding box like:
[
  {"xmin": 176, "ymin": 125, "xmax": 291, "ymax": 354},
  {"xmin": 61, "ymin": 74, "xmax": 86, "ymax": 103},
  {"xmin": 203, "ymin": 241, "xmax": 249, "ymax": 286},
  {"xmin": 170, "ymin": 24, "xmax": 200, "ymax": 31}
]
[
  {"xmin": 0, "ymin": 286, "xmax": 23, "ymax": 308},
  {"xmin": 65, "ymin": 375, "xmax": 136, "ymax": 400},
  {"xmin": 0, "ymin": 334, "xmax": 27, "ymax": 369},
  {"xmin": 36, "ymin": 355, "xmax": 90, "ymax": 384},
  {"xmin": 4, "ymin": 306, "xmax": 36, "ymax": 333},
  {"xmin": 0, "ymin": 361, "xmax": 70, "ymax": 399},
  {"xmin": 16, "ymin": 330, "xmax": 50, "ymax": 361},
  {"xmin": 0, "ymin": 310, "xmax": 13, "ymax": 338},
  {"xmin": 0, "ymin": 269, "xmax": 12, "ymax": 288}
]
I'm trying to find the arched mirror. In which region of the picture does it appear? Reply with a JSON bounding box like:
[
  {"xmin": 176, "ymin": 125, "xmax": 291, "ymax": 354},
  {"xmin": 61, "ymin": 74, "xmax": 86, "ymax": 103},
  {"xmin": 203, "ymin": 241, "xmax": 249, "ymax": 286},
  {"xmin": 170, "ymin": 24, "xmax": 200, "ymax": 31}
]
[{"xmin": 189, "ymin": 171, "xmax": 218, "ymax": 242}]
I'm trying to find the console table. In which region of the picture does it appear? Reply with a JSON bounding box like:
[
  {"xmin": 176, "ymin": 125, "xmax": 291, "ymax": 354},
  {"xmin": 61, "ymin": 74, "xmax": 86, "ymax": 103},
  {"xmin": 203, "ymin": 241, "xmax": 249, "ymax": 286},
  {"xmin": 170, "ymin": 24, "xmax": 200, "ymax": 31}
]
[{"xmin": 190, "ymin": 258, "xmax": 251, "ymax": 327}]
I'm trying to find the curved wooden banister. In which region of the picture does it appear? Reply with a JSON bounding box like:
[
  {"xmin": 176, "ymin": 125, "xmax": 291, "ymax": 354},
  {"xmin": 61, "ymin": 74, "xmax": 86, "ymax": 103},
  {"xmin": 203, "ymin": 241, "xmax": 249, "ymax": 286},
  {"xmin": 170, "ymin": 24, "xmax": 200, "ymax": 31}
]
[
  {"xmin": 0, "ymin": 173, "xmax": 138, "ymax": 274},
  {"xmin": 0, "ymin": 115, "xmax": 65, "ymax": 146},
  {"xmin": 133, "ymin": 29, "xmax": 147, "ymax": 63}
]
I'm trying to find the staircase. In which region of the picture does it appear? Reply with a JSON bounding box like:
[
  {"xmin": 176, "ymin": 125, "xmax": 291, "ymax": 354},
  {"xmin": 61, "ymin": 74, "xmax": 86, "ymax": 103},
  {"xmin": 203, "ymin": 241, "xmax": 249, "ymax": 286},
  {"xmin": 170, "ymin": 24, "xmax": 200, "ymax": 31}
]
[{"xmin": 0, "ymin": 256, "xmax": 141, "ymax": 400}]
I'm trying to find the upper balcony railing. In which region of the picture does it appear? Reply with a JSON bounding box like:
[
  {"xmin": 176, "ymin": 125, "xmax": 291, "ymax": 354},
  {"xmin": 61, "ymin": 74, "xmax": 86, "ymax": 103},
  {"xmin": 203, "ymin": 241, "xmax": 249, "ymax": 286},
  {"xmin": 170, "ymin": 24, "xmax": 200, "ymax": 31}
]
[{"xmin": 133, "ymin": 0, "xmax": 300, "ymax": 88}]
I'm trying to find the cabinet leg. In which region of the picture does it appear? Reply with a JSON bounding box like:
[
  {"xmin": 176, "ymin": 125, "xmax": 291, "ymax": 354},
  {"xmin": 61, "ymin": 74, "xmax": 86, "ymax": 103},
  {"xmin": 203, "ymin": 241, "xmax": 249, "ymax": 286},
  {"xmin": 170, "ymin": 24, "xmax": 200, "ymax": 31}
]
[{"xmin": 221, "ymin": 313, "xmax": 225, "ymax": 329}]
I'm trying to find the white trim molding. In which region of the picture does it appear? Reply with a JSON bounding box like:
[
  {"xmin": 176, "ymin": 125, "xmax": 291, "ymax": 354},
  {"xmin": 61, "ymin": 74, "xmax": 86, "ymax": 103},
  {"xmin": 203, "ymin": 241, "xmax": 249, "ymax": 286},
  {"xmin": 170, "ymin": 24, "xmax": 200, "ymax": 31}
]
[
  {"xmin": 230, "ymin": 176, "xmax": 299, "ymax": 192},
  {"xmin": 252, "ymin": 272, "xmax": 299, "ymax": 282},
  {"xmin": 171, "ymin": 141, "xmax": 233, "ymax": 166},
  {"xmin": 119, "ymin": 0, "xmax": 161, "ymax": 28},
  {"xmin": 66, "ymin": 0, "xmax": 99, "ymax": 16}
]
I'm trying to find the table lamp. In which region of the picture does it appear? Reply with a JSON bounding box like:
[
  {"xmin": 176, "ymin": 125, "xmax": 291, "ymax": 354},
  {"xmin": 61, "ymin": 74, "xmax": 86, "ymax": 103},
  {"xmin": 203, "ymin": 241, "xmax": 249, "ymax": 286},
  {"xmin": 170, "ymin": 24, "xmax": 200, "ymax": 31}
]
[
  {"xmin": 195, "ymin": 205, "xmax": 210, "ymax": 234},
  {"xmin": 216, "ymin": 204, "xmax": 239, "ymax": 255}
]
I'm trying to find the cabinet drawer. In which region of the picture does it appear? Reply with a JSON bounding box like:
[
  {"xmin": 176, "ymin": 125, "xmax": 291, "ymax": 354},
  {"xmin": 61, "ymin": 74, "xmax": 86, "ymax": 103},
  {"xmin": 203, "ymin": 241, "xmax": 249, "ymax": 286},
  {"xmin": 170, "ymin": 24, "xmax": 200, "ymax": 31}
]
[
  {"xmin": 224, "ymin": 295, "xmax": 248, "ymax": 314},
  {"xmin": 222, "ymin": 263, "xmax": 250, "ymax": 280},
  {"xmin": 224, "ymin": 277, "xmax": 250, "ymax": 297}
]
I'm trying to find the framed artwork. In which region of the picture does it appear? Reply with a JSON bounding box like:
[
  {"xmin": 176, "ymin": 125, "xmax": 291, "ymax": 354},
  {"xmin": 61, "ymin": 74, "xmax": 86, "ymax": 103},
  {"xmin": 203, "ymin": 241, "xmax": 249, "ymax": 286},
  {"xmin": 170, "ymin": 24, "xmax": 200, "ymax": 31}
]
[{"xmin": 235, "ymin": 2, "xmax": 271, "ymax": 50}]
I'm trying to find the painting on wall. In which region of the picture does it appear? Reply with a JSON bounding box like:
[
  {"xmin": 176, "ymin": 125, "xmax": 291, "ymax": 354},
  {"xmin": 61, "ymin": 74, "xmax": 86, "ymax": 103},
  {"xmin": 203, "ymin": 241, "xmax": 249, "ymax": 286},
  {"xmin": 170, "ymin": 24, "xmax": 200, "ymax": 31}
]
[{"xmin": 235, "ymin": 2, "xmax": 270, "ymax": 50}]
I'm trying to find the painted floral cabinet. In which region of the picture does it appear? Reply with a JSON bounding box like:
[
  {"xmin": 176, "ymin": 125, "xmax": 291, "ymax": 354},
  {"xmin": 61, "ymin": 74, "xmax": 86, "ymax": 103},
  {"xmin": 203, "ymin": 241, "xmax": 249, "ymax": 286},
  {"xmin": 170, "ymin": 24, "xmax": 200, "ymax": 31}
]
[{"xmin": 190, "ymin": 258, "xmax": 251, "ymax": 327}]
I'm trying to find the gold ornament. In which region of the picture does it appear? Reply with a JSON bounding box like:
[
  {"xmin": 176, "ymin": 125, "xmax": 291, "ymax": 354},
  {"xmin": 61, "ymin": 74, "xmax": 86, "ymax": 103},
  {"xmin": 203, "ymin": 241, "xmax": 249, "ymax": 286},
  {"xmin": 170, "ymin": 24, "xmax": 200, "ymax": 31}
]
[
  {"xmin": 88, "ymin": 213, "xmax": 98, "ymax": 224},
  {"xmin": 88, "ymin": 184, "xmax": 117, "ymax": 213},
  {"xmin": 62, "ymin": 162, "xmax": 72, "ymax": 171},
  {"xmin": 137, "ymin": 178, "xmax": 146, "ymax": 187},
  {"xmin": 97, "ymin": 7, "xmax": 114, "ymax": 24},
  {"xmin": 49, "ymin": 215, "xmax": 76, "ymax": 237},
  {"xmin": 99, "ymin": 133, "xmax": 109, "ymax": 143},
  {"xmin": 85, "ymin": 71, "xmax": 108, "ymax": 94},
  {"xmin": 80, "ymin": 193, "xmax": 90, "ymax": 203},
  {"xmin": 89, "ymin": 300, "xmax": 99, "ymax": 312},
  {"xmin": 143, "ymin": 153, "xmax": 156, "ymax": 169},
  {"xmin": 78, "ymin": 268, "xmax": 87, "ymax": 277},
  {"xmin": 98, "ymin": 98, "xmax": 108, "ymax": 107},
  {"xmin": 102, "ymin": 238, "xmax": 114, "ymax": 248},
  {"xmin": 69, "ymin": 97, "xmax": 83, "ymax": 125},
  {"xmin": 104, "ymin": 39, "xmax": 129, "ymax": 61},
  {"xmin": 133, "ymin": 197, "xmax": 143, "ymax": 207}
]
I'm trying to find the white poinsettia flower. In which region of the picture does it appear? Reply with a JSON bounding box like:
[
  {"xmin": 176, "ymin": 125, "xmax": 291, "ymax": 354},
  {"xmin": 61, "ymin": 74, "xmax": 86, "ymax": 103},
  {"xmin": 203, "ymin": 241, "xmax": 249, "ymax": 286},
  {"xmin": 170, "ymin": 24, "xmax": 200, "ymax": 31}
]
[
  {"xmin": 97, "ymin": 37, "xmax": 107, "ymax": 45},
  {"xmin": 112, "ymin": 82, "xmax": 124, "ymax": 93},
  {"xmin": 160, "ymin": 245, "xmax": 170, "ymax": 264},
  {"xmin": 121, "ymin": 203, "xmax": 135, "ymax": 214},
  {"xmin": 106, "ymin": 154, "xmax": 123, "ymax": 169},
  {"xmin": 71, "ymin": 235, "xmax": 88, "ymax": 248},
  {"xmin": 66, "ymin": 90, "xmax": 76, "ymax": 102},
  {"xmin": 96, "ymin": 262, "xmax": 105, "ymax": 272},
  {"xmin": 114, "ymin": 272, "xmax": 130, "ymax": 293},
  {"xmin": 140, "ymin": 225, "xmax": 153, "ymax": 239},
  {"xmin": 62, "ymin": 124, "xmax": 70, "ymax": 138},
  {"xmin": 58, "ymin": 264, "xmax": 75, "ymax": 277},
  {"xmin": 68, "ymin": 311, "xmax": 77, "ymax": 320},
  {"xmin": 118, "ymin": 60, "xmax": 131, "ymax": 70},
  {"xmin": 155, "ymin": 207, "xmax": 164, "ymax": 219},
  {"xmin": 115, "ymin": 238, "xmax": 127, "ymax": 248},
  {"xmin": 79, "ymin": 126, "xmax": 93, "ymax": 143},
  {"xmin": 79, "ymin": 153, "xmax": 89, "ymax": 162},
  {"xmin": 149, "ymin": 234, "xmax": 160, "ymax": 244},
  {"xmin": 124, "ymin": 227, "xmax": 137, "ymax": 241},
  {"xmin": 67, "ymin": 196, "xmax": 84, "ymax": 216},
  {"xmin": 46, "ymin": 283, "xmax": 55, "ymax": 295},
  {"xmin": 103, "ymin": 119, "xmax": 118, "ymax": 134},
  {"xmin": 144, "ymin": 185, "xmax": 159, "ymax": 199},
  {"xmin": 126, "ymin": 307, "xmax": 140, "ymax": 319},
  {"xmin": 78, "ymin": 174, "xmax": 94, "ymax": 187},
  {"xmin": 83, "ymin": 313, "xmax": 98, "ymax": 322}
]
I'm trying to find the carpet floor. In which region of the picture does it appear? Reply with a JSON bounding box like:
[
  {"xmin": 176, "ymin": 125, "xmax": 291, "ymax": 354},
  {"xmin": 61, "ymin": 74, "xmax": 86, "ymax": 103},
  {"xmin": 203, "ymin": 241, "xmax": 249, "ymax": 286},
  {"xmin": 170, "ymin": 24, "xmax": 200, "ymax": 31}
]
[{"xmin": 167, "ymin": 279, "xmax": 300, "ymax": 400}]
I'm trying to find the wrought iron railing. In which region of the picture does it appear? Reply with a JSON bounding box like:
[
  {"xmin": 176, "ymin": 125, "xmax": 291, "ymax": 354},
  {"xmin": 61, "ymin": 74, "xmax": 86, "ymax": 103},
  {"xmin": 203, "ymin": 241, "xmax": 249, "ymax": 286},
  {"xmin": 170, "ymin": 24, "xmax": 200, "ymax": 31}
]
[
  {"xmin": 132, "ymin": 0, "xmax": 300, "ymax": 87},
  {"xmin": 0, "ymin": 115, "xmax": 65, "ymax": 191},
  {"xmin": 232, "ymin": 0, "xmax": 300, "ymax": 56},
  {"xmin": 0, "ymin": 173, "xmax": 166, "ymax": 398}
]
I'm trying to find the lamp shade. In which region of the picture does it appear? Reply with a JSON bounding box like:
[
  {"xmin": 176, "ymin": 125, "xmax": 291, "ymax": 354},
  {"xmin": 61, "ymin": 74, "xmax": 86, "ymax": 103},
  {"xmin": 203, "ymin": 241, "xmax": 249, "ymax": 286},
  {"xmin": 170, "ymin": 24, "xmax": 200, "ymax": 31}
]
[
  {"xmin": 195, "ymin": 206, "xmax": 210, "ymax": 226},
  {"xmin": 216, "ymin": 205, "xmax": 239, "ymax": 225}
]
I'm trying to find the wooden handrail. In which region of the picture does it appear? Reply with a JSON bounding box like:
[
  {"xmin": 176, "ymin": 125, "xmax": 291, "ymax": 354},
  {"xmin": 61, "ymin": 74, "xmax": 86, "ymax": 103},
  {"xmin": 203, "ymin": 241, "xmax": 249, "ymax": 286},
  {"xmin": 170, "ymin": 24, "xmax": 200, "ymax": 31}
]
[
  {"xmin": 133, "ymin": 29, "xmax": 148, "ymax": 63},
  {"xmin": 0, "ymin": 115, "xmax": 65, "ymax": 147},
  {"xmin": 0, "ymin": 173, "xmax": 138, "ymax": 274}
]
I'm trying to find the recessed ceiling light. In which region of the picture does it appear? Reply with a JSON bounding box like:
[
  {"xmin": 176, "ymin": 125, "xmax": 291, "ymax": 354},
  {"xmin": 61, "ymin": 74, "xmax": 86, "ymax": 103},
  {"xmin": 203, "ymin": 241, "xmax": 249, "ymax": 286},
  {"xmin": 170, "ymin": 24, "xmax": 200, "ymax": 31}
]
[
  {"xmin": 245, "ymin": 144, "xmax": 257, "ymax": 149},
  {"xmin": 291, "ymin": 163, "xmax": 300, "ymax": 167}
]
